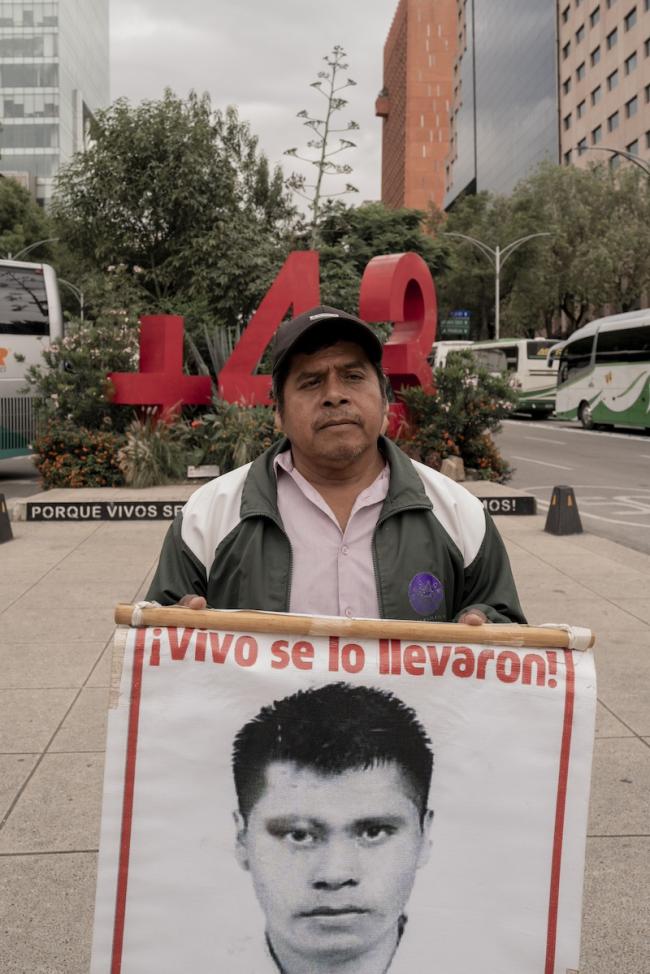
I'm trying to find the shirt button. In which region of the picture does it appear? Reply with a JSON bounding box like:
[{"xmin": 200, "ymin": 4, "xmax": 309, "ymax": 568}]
[
  {"xmin": 341, "ymin": 545, "xmax": 349, "ymax": 555},
  {"xmin": 345, "ymin": 607, "xmax": 353, "ymax": 618}
]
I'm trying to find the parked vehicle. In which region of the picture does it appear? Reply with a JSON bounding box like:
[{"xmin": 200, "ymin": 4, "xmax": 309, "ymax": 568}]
[
  {"xmin": 554, "ymin": 309, "xmax": 650, "ymax": 430},
  {"xmin": 0, "ymin": 259, "xmax": 62, "ymax": 459},
  {"xmin": 470, "ymin": 339, "xmax": 558, "ymax": 416},
  {"xmin": 429, "ymin": 340, "xmax": 474, "ymax": 369}
]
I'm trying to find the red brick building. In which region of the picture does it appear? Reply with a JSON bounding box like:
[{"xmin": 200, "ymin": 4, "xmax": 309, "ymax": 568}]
[{"xmin": 376, "ymin": 0, "xmax": 457, "ymax": 211}]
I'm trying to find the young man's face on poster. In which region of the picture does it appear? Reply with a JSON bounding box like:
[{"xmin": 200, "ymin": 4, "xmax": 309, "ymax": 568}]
[{"xmin": 234, "ymin": 759, "xmax": 433, "ymax": 969}]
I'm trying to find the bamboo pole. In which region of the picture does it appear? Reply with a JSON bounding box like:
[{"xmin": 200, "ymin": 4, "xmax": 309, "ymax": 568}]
[{"xmin": 114, "ymin": 604, "xmax": 595, "ymax": 650}]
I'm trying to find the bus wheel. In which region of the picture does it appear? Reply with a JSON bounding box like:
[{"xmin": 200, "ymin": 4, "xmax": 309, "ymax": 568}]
[{"xmin": 578, "ymin": 402, "xmax": 594, "ymax": 430}]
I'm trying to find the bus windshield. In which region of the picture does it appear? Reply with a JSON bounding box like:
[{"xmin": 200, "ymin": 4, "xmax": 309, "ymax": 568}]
[{"xmin": 0, "ymin": 264, "xmax": 50, "ymax": 336}]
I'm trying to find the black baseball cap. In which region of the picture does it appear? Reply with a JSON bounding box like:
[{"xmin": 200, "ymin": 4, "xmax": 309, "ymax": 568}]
[{"xmin": 271, "ymin": 305, "xmax": 383, "ymax": 378}]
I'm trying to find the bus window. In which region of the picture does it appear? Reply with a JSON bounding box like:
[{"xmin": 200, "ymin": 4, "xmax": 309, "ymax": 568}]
[
  {"xmin": 527, "ymin": 340, "xmax": 553, "ymax": 359},
  {"xmin": 0, "ymin": 265, "xmax": 50, "ymax": 336},
  {"xmin": 595, "ymin": 325, "xmax": 650, "ymax": 364},
  {"xmin": 560, "ymin": 335, "xmax": 594, "ymax": 383},
  {"xmin": 472, "ymin": 348, "xmax": 508, "ymax": 373}
]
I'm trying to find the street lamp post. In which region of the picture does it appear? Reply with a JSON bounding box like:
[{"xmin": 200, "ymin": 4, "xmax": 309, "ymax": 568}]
[
  {"xmin": 59, "ymin": 278, "xmax": 84, "ymax": 322},
  {"xmin": 5, "ymin": 237, "xmax": 59, "ymax": 261},
  {"xmin": 581, "ymin": 145, "xmax": 650, "ymax": 177},
  {"xmin": 443, "ymin": 231, "xmax": 551, "ymax": 339}
]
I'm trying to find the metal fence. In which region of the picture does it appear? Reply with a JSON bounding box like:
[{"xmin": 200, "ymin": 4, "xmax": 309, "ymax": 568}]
[{"xmin": 0, "ymin": 396, "xmax": 40, "ymax": 458}]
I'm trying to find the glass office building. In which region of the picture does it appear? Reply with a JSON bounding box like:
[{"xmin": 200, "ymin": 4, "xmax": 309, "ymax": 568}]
[
  {"xmin": 445, "ymin": 0, "xmax": 559, "ymax": 206},
  {"xmin": 0, "ymin": 1, "xmax": 109, "ymax": 205}
]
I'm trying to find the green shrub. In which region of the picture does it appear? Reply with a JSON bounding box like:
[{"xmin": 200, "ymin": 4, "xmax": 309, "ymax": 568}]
[
  {"xmin": 24, "ymin": 311, "xmax": 140, "ymax": 432},
  {"xmin": 32, "ymin": 421, "xmax": 126, "ymax": 489},
  {"xmin": 117, "ymin": 412, "xmax": 199, "ymax": 488},
  {"xmin": 397, "ymin": 350, "xmax": 516, "ymax": 482},
  {"xmin": 193, "ymin": 398, "xmax": 282, "ymax": 472}
]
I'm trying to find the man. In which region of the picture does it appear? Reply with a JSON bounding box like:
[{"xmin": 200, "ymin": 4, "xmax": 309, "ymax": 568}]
[
  {"xmin": 147, "ymin": 305, "xmax": 525, "ymax": 625},
  {"xmin": 231, "ymin": 682, "xmax": 434, "ymax": 974}
]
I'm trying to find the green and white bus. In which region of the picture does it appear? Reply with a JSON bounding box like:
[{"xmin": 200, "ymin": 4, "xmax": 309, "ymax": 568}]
[
  {"xmin": 470, "ymin": 338, "xmax": 559, "ymax": 416},
  {"xmin": 0, "ymin": 259, "xmax": 63, "ymax": 459},
  {"xmin": 555, "ymin": 309, "xmax": 650, "ymax": 430}
]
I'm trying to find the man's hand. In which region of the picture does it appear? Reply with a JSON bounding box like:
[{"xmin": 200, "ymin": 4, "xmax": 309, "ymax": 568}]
[
  {"xmin": 177, "ymin": 594, "xmax": 207, "ymax": 610},
  {"xmin": 457, "ymin": 609, "xmax": 489, "ymax": 625}
]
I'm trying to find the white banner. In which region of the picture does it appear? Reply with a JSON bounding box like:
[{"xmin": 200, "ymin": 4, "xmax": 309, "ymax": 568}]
[{"xmin": 92, "ymin": 625, "xmax": 596, "ymax": 974}]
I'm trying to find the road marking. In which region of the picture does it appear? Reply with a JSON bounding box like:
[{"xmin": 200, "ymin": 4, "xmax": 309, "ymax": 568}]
[
  {"xmin": 511, "ymin": 455, "xmax": 573, "ymax": 470},
  {"xmin": 502, "ymin": 420, "xmax": 650, "ymax": 442},
  {"xmin": 522, "ymin": 436, "xmax": 566, "ymax": 445}
]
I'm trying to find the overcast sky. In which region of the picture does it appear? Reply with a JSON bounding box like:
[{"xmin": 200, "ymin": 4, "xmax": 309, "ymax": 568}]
[{"xmin": 109, "ymin": 0, "xmax": 400, "ymax": 206}]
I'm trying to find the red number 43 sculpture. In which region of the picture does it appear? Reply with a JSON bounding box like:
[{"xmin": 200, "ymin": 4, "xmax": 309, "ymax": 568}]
[
  {"xmin": 219, "ymin": 250, "xmax": 436, "ymax": 403},
  {"xmin": 110, "ymin": 250, "xmax": 437, "ymax": 428}
]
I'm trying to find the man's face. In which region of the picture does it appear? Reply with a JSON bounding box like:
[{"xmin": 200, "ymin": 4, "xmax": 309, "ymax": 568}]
[
  {"xmin": 275, "ymin": 340, "xmax": 388, "ymax": 472},
  {"xmin": 235, "ymin": 761, "xmax": 432, "ymax": 966}
]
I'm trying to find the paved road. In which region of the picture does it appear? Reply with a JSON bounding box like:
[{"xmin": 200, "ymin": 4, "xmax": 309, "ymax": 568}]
[
  {"xmin": 0, "ymin": 455, "xmax": 41, "ymax": 500},
  {"xmin": 496, "ymin": 418, "xmax": 650, "ymax": 554}
]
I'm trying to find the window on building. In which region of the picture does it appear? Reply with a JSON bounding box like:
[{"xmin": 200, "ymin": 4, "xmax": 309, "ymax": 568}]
[
  {"xmin": 645, "ymin": 82, "xmax": 650, "ymax": 101},
  {"xmin": 576, "ymin": 24, "xmax": 586, "ymax": 42},
  {"xmin": 625, "ymin": 51, "xmax": 638, "ymax": 73},
  {"xmin": 646, "ymin": 38, "xmax": 650, "ymax": 57},
  {"xmin": 624, "ymin": 6, "xmax": 637, "ymax": 29},
  {"xmin": 576, "ymin": 61, "xmax": 586, "ymax": 79},
  {"xmin": 577, "ymin": 99, "xmax": 587, "ymax": 117},
  {"xmin": 0, "ymin": 63, "xmax": 59, "ymax": 87},
  {"xmin": 0, "ymin": 123, "xmax": 59, "ymax": 150},
  {"xmin": 606, "ymin": 0, "xmax": 617, "ymax": 7},
  {"xmin": 0, "ymin": 34, "xmax": 58, "ymax": 58},
  {"xmin": 564, "ymin": 149, "xmax": 573, "ymax": 164},
  {"xmin": 608, "ymin": 109, "xmax": 620, "ymax": 130},
  {"xmin": 591, "ymin": 45, "xmax": 601, "ymax": 64},
  {"xmin": 592, "ymin": 125, "xmax": 603, "ymax": 143},
  {"xmin": 625, "ymin": 94, "xmax": 639, "ymax": 116},
  {"xmin": 607, "ymin": 68, "xmax": 619, "ymax": 88},
  {"xmin": 563, "ymin": 41, "xmax": 571, "ymax": 59},
  {"xmin": 646, "ymin": 131, "xmax": 650, "ymax": 148},
  {"xmin": 0, "ymin": 5, "xmax": 58, "ymax": 27},
  {"xmin": 591, "ymin": 84, "xmax": 602, "ymax": 104},
  {"xmin": 590, "ymin": 5, "xmax": 601, "ymax": 24},
  {"xmin": 577, "ymin": 138, "xmax": 588, "ymax": 154},
  {"xmin": 563, "ymin": 76, "xmax": 572, "ymax": 94},
  {"xmin": 562, "ymin": 4, "xmax": 571, "ymax": 20},
  {"xmin": 2, "ymin": 93, "xmax": 59, "ymax": 119},
  {"xmin": 564, "ymin": 112, "xmax": 573, "ymax": 130},
  {"xmin": 645, "ymin": 0, "xmax": 649, "ymax": 11},
  {"xmin": 609, "ymin": 153, "xmax": 621, "ymax": 170},
  {"xmin": 626, "ymin": 138, "xmax": 639, "ymax": 154},
  {"xmin": 607, "ymin": 27, "xmax": 618, "ymax": 47}
]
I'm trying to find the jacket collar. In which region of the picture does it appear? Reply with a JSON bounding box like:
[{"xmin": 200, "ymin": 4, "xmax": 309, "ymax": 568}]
[{"xmin": 240, "ymin": 436, "xmax": 432, "ymax": 521}]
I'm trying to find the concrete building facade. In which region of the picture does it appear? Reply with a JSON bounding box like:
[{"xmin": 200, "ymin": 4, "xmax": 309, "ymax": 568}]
[
  {"xmin": 376, "ymin": 0, "xmax": 457, "ymax": 211},
  {"xmin": 559, "ymin": 0, "xmax": 650, "ymax": 169},
  {"xmin": 0, "ymin": 0, "xmax": 109, "ymax": 205},
  {"xmin": 444, "ymin": 0, "xmax": 560, "ymax": 207}
]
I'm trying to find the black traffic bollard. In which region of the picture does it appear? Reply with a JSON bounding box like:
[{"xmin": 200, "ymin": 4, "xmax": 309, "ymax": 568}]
[
  {"xmin": 544, "ymin": 485, "xmax": 583, "ymax": 535},
  {"xmin": 0, "ymin": 493, "xmax": 13, "ymax": 543}
]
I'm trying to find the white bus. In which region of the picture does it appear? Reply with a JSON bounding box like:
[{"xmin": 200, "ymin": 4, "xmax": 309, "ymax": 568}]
[
  {"xmin": 0, "ymin": 259, "xmax": 63, "ymax": 459},
  {"xmin": 470, "ymin": 338, "xmax": 559, "ymax": 416},
  {"xmin": 554, "ymin": 309, "xmax": 650, "ymax": 430}
]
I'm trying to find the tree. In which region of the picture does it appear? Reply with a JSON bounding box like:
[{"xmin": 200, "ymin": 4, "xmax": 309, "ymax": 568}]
[
  {"xmin": 51, "ymin": 90, "xmax": 298, "ymax": 338},
  {"xmin": 285, "ymin": 46, "xmax": 359, "ymax": 247},
  {"xmin": 428, "ymin": 192, "xmax": 535, "ymax": 339},
  {"xmin": 0, "ymin": 175, "xmax": 54, "ymax": 260},
  {"xmin": 506, "ymin": 161, "xmax": 650, "ymax": 334},
  {"xmin": 314, "ymin": 200, "xmax": 447, "ymax": 315}
]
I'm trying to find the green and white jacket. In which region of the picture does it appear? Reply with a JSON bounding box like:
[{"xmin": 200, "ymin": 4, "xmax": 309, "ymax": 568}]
[{"xmin": 147, "ymin": 437, "xmax": 526, "ymax": 624}]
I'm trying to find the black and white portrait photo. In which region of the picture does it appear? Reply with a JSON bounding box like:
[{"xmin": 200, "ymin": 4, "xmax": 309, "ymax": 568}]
[
  {"xmin": 90, "ymin": 626, "xmax": 595, "ymax": 974},
  {"xmin": 231, "ymin": 683, "xmax": 433, "ymax": 974}
]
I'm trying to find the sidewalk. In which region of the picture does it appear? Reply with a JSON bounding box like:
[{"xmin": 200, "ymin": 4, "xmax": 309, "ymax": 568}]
[{"xmin": 0, "ymin": 484, "xmax": 648, "ymax": 973}]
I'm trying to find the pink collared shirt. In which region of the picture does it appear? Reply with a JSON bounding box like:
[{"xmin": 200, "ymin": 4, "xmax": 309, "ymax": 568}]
[{"xmin": 274, "ymin": 450, "xmax": 390, "ymax": 618}]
